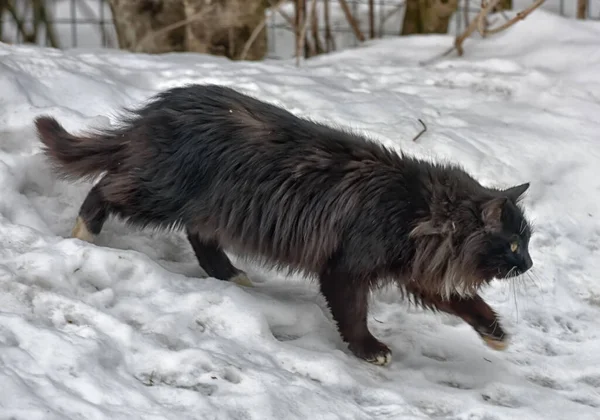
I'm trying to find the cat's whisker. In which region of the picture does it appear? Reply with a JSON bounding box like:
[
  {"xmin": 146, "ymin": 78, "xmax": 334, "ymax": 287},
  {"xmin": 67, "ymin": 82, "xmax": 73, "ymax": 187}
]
[
  {"xmin": 525, "ymin": 269, "xmax": 544, "ymax": 290},
  {"xmin": 511, "ymin": 277, "xmax": 520, "ymax": 322}
]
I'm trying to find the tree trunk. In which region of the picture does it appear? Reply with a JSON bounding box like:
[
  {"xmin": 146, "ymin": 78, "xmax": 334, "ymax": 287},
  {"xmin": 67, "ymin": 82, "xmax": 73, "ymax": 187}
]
[
  {"xmin": 107, "ymin": 0, "xmax": 268, "ymax": 60},
  {"xmin": 402, "ymin": 0, "xmax": 459, "ymax": 35},
  {"xmin": 577, "ymin": 0, "xmax": 587, "ymax": 19}
]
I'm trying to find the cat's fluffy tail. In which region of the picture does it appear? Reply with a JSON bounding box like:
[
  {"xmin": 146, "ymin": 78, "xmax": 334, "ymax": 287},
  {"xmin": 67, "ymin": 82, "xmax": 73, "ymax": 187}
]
[{"xmin": 35, "ymin": 115, "xmax": 127, "ymax": 180}]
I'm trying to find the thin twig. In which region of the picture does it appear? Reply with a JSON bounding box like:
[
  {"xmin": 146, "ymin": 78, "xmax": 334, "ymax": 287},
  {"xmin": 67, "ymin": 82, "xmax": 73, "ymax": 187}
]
[
  {"xmin": 368, "ymin": 0, "xmax": 375, "ymax": 39},
  {"xmin": 324, "ymin": 0, "xmax": 335, "ymax": 52},
  {"xmin": 78, "ymin": 0, "xmax": 113, "ymax": 48},
  {"xmin": 240, "ymin": 0, "xmax": 287, "ymax": 60},
  {"xmin": 450, "ymin": 0, "xmax": 544, "ymax": 57},
  {"xmin": 295, "ymin": 0, "xmax": 304, "ymax": 66},
  {"xmin": 412, "ymin": 119, "xmax": 427, "ymax": 142},
  {"xmin": 483, "ymin": 0, "xmax": 545, "ymax": 35},
  {"xmin": 381, "ymin": 2, "xmax": 405, "ymax": 26},
  {"xmin": 310, "ymin": 0, "xmax": 324, "ymax": 56},
  {"xmin": 277, "ymin": 7, "xmax": 295, "ymax": 27},
  {"xmin": 338, "ymin": 0, "xmax": 365, "ymax": 42},
  {"xmin": 463, "ymin": 0, "xmax": 470, "ymax": 29},
  {"xmin": 477, "ymin": 0, "xmax": 500, "ymax": 37},
  {"xmin": 418, "ymin": 44, "xmax": 456, "ymax": 66},
  {"xmin": 5, "ymin": 0, "xmax": 30, "ymax": 42},
  {"xmin": 298, "ymin": 0, "xmax": 316, "ymax": 63},
  {"xmin": 134, "ymin": 6, "xmax": 213, "ymax": 52},
  {"xmin": 36, "ymin": 0, "xmax": 59, "ymax": 48}
]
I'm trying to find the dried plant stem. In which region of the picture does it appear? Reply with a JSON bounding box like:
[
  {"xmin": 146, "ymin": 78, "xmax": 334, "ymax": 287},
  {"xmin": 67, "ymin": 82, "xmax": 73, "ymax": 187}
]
[
  {"xmin": 295, "ymin": 0, "xmax": 305, "ymax": 66},
  {"xmin": 324, "ymin": 0, "xmax": 335, "ymax": 52},
  {"xmin": 134, "ymin": 7, "xmax": 212, "ymax": 52},
  {"xmin": 298, "ymin": 0, "xmax": 316, "ymax": 63},
  {"xmin": 476, "ymin": 0, "xmax": 497, "ymax": 36},
  {"xmin": 482, "ymin": 0, "xmax": 544, "ymax": 35},
  {"xmin": 377, "ymin": 2, "xmax": 404, "ymax": 37},
  {"xmin": 338, "ymin": 0, "xmax": 365, "ymax": 42},
  {"xmin": 412, "ymin": 119, "xmax": 427, "ymax": 142},
  {"xmin": 34, "ymin": 0, "xmax": 59, "ymax": 48},
  {"xmin": 240, "ymin": 0, "xmax": 287, "ymax": 60},
  {"xmin": 4, "ymin": 0, "xmax": 59, "ymax": 47},
  {"xmin": 368, "ymin": 0, "xmax": 375, "ymax": 39},
  {"xmin": 420, "ymin": 0, "xmax": 544, "ymax": 64},
  {"xmin": 310, "ymin": 0, "xmax": 324, "ymax": 56},
  {"xmin": 277, "ymin": 7, "xmax": 294, "ymax": 26},
  {"xmin": 78, "ymin": 0, "xmax": 114, "ymax": 47},
  {"xmin": 5, "ymin": 0, "xmax": 30, "ymax": 43}
]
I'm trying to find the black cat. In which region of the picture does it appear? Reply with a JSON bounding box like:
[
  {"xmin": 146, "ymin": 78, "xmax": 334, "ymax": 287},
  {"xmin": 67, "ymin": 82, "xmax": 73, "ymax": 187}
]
[{"xmin": 35, "ymin": 84, "xmax": 533, "ymax": 366}]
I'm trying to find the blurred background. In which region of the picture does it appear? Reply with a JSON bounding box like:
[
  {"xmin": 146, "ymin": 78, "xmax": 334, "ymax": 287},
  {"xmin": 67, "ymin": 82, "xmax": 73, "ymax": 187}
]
[{"xmin": 0, "ymin": 1, "xmax": 597, "ymax": 61}]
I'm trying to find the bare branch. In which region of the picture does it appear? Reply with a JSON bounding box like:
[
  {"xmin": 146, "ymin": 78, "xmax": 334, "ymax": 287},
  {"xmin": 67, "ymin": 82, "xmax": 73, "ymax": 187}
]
[
  {"xmin": 378, "ymin": 1, "xmax": 404, "ymax": 36},
  {"xmin": 5, "ymin": 0, "xmax": 30, "ymax": 43},
  {"xmin": 78, "ymin": 0, "xmax": 114, "ymax": 48},
  {"xmin": 477, "ymin": 0, "xmax": 501, "ymax": 37},
  {"xmin": 310, "ymin": 0, "xmax": 324, "ymax": 56},
  {"xmin": 464, "ymin": 0, "xmax": 471, "ymax": 28},
  {"xmin": 134, "ymin": 6, "xmax": 212, "ymax": 52},
  {"xmin": 35, "ymin": 0, "xmax": 60, "ymax": 48},
  {"xmin": 449, "ymin": 0, "xmax": 544, "ymax": 58},
  {"xmin": 368, "ymin": 0, "xmax": 375, "ymax": 39},
  {"xmin": 483, "ymin": 0, "xmax": 545, "ymax": 35},
  {"xmin": 241, "ymin": 0, "xmax": 287, "ymax": 60},
  {"xmin": 324, "ymin": 0, "xmax": 335, "ymax": 52},
  {"xmin": 277, "ymin": 7, "xmax": 295, "ymax": 27},
  {"xmin": 298, "ymin": 0, "xmax": 316, "ymax": 64},
  {"xmin": 295, "ymin": 0, "xmax": 305, "ymax": 66},
  {"xmin": 338, "ymin": 0, "xmax": 365, "ymax": 42}
]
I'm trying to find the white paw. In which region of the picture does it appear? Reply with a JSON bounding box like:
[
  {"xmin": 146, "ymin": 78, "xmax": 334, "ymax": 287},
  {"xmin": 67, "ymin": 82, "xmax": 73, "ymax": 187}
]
[
  {"xmin": 71, "ymin": 216, "xmax": 94, "ymax": 243},
  {"xmin": 482, "ymin": 335, "xmax": 509, "ymax": 351},
  {"xmin": 230, "ymin": 272, "xmax": 254, "ymax": 287},
  {"xmin": 372, "ymin": 351, "xmax": 392, "ymax": 366},
  {"xmin": 365, "ymin": 351, "xmax": 392, "ymax": 366}
]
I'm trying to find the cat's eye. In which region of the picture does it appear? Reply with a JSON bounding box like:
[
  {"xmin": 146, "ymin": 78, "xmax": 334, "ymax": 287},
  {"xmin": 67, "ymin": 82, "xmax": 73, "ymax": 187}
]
[{"xmin": 510, "ymin": 242, "xmax": 519, "ymax": 253}]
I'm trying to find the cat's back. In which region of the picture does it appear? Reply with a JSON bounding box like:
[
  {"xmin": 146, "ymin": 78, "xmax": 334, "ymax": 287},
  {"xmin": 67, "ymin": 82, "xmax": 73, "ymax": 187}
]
[{"xmin": 139, "ymin": 84, "xmax": 398, "ymax": 165}]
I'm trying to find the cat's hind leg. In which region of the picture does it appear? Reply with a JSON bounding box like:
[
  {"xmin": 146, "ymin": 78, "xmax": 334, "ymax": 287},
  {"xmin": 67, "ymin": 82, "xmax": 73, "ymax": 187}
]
[
  {"xmin": 72, "ymin": 183, "xmax": 110, "ymax": 243},
  {"xmin": 186, "ymin": 230, "xmax": 253, "ymax": 287}
]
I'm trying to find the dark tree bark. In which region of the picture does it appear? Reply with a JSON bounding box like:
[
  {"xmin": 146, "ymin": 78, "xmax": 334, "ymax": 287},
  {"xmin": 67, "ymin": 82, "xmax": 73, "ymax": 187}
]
[
  {"xmin": 402, "ymin": 0, "xmax": 459, "ymax": 35},
  {"xmin": 107, "ymin": 0, "xmax": 268, "ymax": 60},
  {"xmin": 577, "ymin": 0, "xmax": 587, "ymax": 19}
]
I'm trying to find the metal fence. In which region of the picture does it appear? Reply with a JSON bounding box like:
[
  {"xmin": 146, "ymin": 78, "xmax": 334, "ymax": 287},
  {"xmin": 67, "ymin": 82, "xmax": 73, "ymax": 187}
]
[{"xmin": 1, "ymin": 0, "xmax": 597, "ymax": 59}]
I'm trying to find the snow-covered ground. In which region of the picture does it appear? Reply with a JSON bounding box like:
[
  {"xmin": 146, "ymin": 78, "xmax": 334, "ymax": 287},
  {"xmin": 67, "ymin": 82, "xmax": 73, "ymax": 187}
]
[{"xmin": 1, "ymin": 8, "xmax": 600, "ymax": 420}]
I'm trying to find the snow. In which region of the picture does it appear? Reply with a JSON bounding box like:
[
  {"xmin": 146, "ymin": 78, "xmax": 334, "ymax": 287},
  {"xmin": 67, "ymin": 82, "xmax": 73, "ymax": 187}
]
[{"xmin": 1, "ymin": 7, "xmax": 600, "ymax": 420}]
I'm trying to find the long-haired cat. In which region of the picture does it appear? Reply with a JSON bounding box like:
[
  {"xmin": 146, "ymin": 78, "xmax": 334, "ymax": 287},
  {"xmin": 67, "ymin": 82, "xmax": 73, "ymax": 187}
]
[{"xmin": 34, "ymin": 84, "xmax": 533, "ymax": 366}]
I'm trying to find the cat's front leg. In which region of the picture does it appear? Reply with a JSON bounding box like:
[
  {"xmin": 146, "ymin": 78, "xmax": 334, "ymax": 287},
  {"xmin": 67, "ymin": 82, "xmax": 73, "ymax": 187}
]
[
  {"xmin": 319, "ymin": 268, "xmax": 392, "ymax": 366},
  {"xmin": 405, "ymin": 286, "xmax": 508, "ymax": 350}
]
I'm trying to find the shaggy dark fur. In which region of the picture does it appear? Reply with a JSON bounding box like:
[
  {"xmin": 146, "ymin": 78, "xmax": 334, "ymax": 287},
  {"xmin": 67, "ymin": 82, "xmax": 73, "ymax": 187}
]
[{"xmin": 34, "ymin": 84, "xmax": 534, "ymax": 365}]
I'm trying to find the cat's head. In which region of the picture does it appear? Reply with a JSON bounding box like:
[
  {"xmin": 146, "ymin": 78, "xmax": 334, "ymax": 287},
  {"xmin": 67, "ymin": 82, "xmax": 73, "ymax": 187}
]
[
  {"xmin": 462, "ymin": 182, "xmax": 534, "ymax": 285},
  {"xmin": 410, "ymin": 182, "xmax": 533, "ymax": 298}
]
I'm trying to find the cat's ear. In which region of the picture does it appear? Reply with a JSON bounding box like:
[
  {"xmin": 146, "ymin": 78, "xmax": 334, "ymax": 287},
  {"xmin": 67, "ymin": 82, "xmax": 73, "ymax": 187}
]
[
  {"xmin": 502, "ymin": 182, "xmax": 529, "ymax": 202},
  {"xmin": 481, "ymin": 197, "xmax": 507, "ymax": 230}
]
